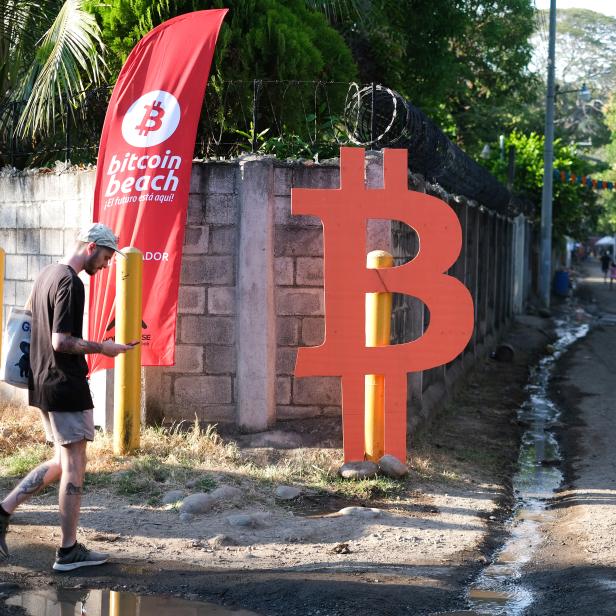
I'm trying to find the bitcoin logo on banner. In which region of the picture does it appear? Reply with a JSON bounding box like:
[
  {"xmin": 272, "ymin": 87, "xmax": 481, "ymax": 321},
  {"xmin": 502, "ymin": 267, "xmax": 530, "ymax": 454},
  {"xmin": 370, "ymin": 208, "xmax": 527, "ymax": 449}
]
[
  {"xmin": 136, "ymin": 100, "xmax": 166, "ymax": 136},
  {"xmin": 292, "ymin": 148, "xmax": 474, "ymax": 462},
  {"xmin": 121, "ymin": 90, "xmax": 181, "ymax": 147}
]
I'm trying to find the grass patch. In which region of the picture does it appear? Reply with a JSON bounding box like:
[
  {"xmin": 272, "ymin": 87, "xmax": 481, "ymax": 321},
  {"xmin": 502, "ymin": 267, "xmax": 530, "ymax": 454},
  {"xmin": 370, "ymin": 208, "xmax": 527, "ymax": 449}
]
[{"xmin": 0, "ymin": 444, "xmax": 50, "ymax": 477}]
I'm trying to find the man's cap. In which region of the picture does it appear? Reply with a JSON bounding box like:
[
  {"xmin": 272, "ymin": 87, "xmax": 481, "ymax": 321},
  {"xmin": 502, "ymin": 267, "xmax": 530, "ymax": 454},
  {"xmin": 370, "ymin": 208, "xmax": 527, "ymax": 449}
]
[{"xmin": 77, "ymin": 223, "xmax": 124, "ymax": 255}]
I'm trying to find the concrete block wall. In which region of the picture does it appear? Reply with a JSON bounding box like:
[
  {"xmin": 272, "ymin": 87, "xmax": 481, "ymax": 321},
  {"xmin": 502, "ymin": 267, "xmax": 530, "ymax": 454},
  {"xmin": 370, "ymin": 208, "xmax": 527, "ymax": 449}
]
[{"xmin": 0, "ymin": 153, "xmax": 533, "ymax": 436}]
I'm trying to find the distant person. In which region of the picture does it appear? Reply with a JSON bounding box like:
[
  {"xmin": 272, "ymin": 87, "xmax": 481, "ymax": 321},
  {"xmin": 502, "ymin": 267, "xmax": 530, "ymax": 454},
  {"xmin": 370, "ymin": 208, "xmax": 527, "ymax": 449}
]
[
  {"xmin": 601, "ymin": 252, "xmax": 611, "ymax": 282},
  {"xmin": 0, "ymin": 223, "xmax": 138, "ymax": 570}
]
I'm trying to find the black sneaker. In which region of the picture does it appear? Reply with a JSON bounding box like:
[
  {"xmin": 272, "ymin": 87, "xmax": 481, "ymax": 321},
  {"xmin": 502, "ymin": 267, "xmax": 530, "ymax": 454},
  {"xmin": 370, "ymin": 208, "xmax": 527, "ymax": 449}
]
[
  {"xmin": 0, "ymin": 513, "xmax": 9, "ymax": 559},
  {"xmin": 52, "ymin": 543, "xmax": 109, "ymax": 571}
]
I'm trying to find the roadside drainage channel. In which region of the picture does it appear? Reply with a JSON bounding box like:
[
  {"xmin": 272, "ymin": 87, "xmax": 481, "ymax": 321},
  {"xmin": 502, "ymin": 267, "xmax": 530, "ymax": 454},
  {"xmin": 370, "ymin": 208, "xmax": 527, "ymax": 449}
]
[
  {"xmin": 4, "ymin": 587, "xmax": 261, "ymax": 616},
  {"xmin": 433, "ymin": 316, "xmax": 589, "ymax": 616}
]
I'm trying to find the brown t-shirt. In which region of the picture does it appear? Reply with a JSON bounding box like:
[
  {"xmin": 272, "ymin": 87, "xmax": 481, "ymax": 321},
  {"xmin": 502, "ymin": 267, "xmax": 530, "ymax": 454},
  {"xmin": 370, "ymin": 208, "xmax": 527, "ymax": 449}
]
[{"xmin": 28, "ymin": 264, "xmax": 93, "ymax": 412}]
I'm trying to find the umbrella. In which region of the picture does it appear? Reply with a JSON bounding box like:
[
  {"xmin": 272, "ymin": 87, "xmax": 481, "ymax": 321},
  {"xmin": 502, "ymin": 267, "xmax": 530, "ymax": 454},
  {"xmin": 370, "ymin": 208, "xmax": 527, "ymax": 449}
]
[{"xmin": 595, "ymin": 236, "xmax": 615, "ymax": 246}]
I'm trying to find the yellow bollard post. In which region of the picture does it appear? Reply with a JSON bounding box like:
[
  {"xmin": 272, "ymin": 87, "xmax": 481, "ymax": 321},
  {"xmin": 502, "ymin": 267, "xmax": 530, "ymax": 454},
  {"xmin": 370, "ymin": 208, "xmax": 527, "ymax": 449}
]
[
  {"xmin": 0, "ymin": 248, "xmax": 4, "ymax": 361},
  {"xmin": 110, "ymin": 590, "xmax": 138, "ymax": 616},
  {"xmin": 365, "ymin": 250, "xmax": 394, "ymax": 461},
  {"xmin": 113, "ymin": 247, "xmax": 143, "ymax": 455}
]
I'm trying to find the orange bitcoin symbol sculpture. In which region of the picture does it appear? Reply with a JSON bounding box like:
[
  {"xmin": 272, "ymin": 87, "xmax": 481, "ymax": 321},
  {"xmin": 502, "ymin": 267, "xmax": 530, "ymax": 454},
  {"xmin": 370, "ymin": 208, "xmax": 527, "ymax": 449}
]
[{"xmin": 292, "ymin": 147, "xmax": 474, "ymax": 462}]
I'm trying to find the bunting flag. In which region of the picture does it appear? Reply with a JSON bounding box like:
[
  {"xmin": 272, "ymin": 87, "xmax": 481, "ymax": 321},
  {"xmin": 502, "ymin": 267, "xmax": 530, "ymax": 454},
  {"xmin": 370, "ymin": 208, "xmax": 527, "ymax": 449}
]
[
  {"xmin": 554, "ymin": 168, "xmax": 614, "ymax": 191},
  {"xmin": 88, "ymin": 9, "xmax": 228, "ymax": 374}
]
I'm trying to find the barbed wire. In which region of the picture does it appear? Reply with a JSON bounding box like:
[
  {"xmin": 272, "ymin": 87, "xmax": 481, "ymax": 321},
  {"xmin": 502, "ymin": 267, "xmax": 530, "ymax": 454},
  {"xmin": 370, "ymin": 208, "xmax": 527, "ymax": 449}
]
[{"xmin": 0, "ymin": 80, "xmax": 518, "ymax": 213}]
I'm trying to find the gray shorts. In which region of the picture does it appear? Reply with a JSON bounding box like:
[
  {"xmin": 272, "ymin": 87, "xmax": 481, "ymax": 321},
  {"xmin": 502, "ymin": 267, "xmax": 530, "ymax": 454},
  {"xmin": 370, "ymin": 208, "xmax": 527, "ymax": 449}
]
[{"xmin": 39, "ymin": 409, "xmax": 95, "ymax": 445}]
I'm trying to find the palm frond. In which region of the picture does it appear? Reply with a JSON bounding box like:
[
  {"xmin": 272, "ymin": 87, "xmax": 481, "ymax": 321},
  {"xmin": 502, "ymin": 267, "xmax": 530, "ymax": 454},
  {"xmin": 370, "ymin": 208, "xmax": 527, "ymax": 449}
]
[{"xmin": 16, "ymin": 0, "xmax": 105, "ymax": 137}]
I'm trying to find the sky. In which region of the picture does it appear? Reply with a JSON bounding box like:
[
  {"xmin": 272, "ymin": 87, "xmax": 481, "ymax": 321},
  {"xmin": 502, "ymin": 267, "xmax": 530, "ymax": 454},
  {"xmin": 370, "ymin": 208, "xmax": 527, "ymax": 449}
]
[{"xmin": 534, "ymin": 0, "xmax": 616, "ymax": 17}]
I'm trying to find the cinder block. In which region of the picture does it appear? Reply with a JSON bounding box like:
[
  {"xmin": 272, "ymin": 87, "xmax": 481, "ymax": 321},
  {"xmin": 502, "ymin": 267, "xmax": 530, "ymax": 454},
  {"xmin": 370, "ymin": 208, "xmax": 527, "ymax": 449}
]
[
  {"xmin": 205, "ymin": 164, "xmax": 236, "ymax": 194},
  {"xmin": 174, "ymin": 375, "xmax": 232, "ymax": 405},
  {"xmin": 208, "ymin": 286, "xmax": 235, "ymax": 315},
  {"xmin": 183, "ymin": 225, "xmax": 209, "ymax": 254},
  {"xmin": 3, "ymin": 280, "xmax": 16, "ymax": 306},
  {"xmin": 205, "ymin": 344, "xmax": 236, "ymax": 374},
  {"xmin": 180, "ymin": 315, "xmax": 235, "ymax": 345},
  {"xmin": 276, "ymin": 376, "xmax": 292, "ymax": 405},
  {"xmin": 274, "ymin": 227, "xmax": 323, "ymax": 257},
  {"xmin": 189, "ymin": 165, "xmax": 204, "ymax": 194},
  {"xmin": 0, "ymin": 229, "xmax": 17, "ymax": 253},
  {"xmin": 274, "ymin": 195, "xmax": 321, "ymax": 227},
  {"xmin": 277, "ymin": 405, "xmax": 322, "ymax": 419},
  {"xmin": 0, "ymin": 204, "xmax": 17, "ymax": 227},
  {"xmin": 64, "ymin": 200, "xmax": 84, "ymax": 228},
  {"xmin": 274, "ymin": 257, "xmax": 294, "ymax": 286},
  {"xmin": 27, "ymin": 255, "xmax": 53, "ymax": 280},
  {"xmin": 40, "ymin": 202, "xmax": 65, "ymax": 229},
  {"xmin": 16, "ymin": 229, "xmax": 40, "ymax": 254},
  {"xmin": 277, "ymin": 317, "xmax": 299, "ymax": 345},
  {"xmin": 16, "ymin": 205, "xmax": 39, "ymax": 228},
  {"xmin": 209, "ymin": 226, "xmax": 236, "ymax": 255},
  {"xmin": 276, "ymin": 288, "xmax": 323, "ymax": 316},
  {"xmin": 276, "ymin": 347, "xmax": 297, "ymax": 375},
  {"xmin": 15, "ymin": 281, "xmax": 32, "ymax": 306},
  {"xmin": 178, "ymin": 286, "xmax": 206, "ymax": 315},
  {"xmin": 40, "ymin": 229, "xmax": 65, "ymax": 256},
  {"xmin": 180, "ymin": 256, "xmax": 234, "ymax": 285},
  {"xmin": 205, "ymin": 194, "xmax": 237, "ymax": 225},
  {"xmin": 196, "ymin": 405, "xmax": 235, "ymax": 422},
  {"xmin": 295, "ymin": 257, "xmax": 323, "ymax": 286},
  {"xmin": 167, "ymin": 345, "xmax": 204, "ymax": 373},
  {"xmin": 293, "ymin": 376, "xmax": 341, "ymax": 405},
  {"xmin": 6, "ymin": 255, "xmax": 28, "ymax": 281},
  {"xmin": 274, "ymin": 165, "xmax": 292, "ymax": 196},
  {"xmin": 292, "ymin": 164, "xmax": 340, "ymax": 189},
  {"xmin": 63, "ymin": 229, "xmax": 79, "ymax": 255},
  {"xmin": 301, "ymin": 317, "xmax": 325, "ymax": 346},
  {"xmin": 187, "ymin": 194, "xmax": 205, "ymax": 225}
]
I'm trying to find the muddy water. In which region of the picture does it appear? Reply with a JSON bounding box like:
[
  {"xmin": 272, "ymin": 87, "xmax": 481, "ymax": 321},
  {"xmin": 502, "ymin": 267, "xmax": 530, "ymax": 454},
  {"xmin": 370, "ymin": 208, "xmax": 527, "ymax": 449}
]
[
  {"xmin": 5, "ymin": 587, "xmax": 261, "ymax": 616},
  {"xmin": 436, "ymin": 318, "xmax": 588, "ymax": 616}
]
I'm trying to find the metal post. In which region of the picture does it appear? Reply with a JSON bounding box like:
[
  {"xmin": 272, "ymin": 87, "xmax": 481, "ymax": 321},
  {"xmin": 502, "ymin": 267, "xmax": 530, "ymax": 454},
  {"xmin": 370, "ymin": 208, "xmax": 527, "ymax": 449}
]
[
  {"xmin": 113, "ymin": 247, "xmax": 143, "ymax": 455},
  {"xmin": 370, "ymin": 82, "xmax": 376, "ymax": 144},
  {"xmin": 539, "ymin": 0, "xmax": 557, "ymax": 308},
  {"xmin": 364, "ymin": 250, "xmax": 393, "ymax": 461},
  {"xmin": 251, "ymin": 80, "xmax": 261, "ymax": 153},
  {"xmin": 65, "ymin": 99, "xmax": 71, "ymax": 163}
]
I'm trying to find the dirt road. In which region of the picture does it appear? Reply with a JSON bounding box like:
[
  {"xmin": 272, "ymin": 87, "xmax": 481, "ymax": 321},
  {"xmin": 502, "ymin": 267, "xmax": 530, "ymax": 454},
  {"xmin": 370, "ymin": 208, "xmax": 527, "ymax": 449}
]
[
  {"xmin": 521, "ymin": 260, "xmax": 616, "ymax": 615},
  {"xmin": 0, "ymin": 315, "xmax": 551, "ymax": 615}
]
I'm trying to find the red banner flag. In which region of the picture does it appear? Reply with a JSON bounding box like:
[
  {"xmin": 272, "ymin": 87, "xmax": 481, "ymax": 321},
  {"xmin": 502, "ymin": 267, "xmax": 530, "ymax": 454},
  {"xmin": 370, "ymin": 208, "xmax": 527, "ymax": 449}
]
[{"xmin": 88, "ymin": 10, "xmax": 227, "ymax": 373}]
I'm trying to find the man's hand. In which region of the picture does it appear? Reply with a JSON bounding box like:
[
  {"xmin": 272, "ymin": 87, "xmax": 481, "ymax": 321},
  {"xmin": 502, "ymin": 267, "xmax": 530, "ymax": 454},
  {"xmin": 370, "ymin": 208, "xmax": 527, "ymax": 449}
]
[{"xmin": 100, "ymin": 340, "xmax": 140, "ymax": 358}]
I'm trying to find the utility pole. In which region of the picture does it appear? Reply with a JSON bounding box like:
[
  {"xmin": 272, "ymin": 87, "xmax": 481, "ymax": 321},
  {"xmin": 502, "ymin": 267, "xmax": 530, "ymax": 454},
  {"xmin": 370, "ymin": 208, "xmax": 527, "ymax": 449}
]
[{"xmin": 539, "ymin": 0, "xmax": 557, "ymax": 308}]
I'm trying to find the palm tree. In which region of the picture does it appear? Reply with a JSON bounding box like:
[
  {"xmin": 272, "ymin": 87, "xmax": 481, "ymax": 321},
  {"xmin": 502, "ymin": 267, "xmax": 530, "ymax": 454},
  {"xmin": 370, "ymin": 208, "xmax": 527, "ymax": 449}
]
[{"xmin": 0, "ymin": 0, "xmax": 105, "ymax": 140}]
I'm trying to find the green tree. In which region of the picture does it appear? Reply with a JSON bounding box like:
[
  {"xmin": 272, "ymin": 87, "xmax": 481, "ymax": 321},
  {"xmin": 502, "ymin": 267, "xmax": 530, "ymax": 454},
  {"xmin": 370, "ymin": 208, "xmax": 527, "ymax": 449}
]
[
  {"xmin": 487, "ymin": 131, "xmax": 602, "ymax": 239},
  {"xmin": 0, "ymin": 0, "xmax": 106, "ymax": 138}
]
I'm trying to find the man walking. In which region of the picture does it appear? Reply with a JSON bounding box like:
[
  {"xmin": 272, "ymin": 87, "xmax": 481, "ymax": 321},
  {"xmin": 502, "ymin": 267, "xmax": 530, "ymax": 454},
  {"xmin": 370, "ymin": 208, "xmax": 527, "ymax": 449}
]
[{"xmin": 0, "ymin": 223, "xmax": 138, "ymax": 571}]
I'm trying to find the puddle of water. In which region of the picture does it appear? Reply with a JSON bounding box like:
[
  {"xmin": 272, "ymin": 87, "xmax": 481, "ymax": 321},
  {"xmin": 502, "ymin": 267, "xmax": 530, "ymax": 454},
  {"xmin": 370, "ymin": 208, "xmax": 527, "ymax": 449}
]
[
  {"xmin": 5, "ymin": 588, "xmax": 261, "ymax": 616},
  {"xmin": 458, "ymin": 318, "xmax": 589, "ymax": 616}
]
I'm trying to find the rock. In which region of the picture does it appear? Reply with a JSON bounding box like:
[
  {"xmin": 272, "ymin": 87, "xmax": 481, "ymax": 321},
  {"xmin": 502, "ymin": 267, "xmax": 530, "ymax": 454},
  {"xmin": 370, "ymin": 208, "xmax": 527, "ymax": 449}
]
[
  {"xmin": 179, "ymin": 513, "xmax": 194, "ymax": 523},
  {"xmin": 490, "ymin": 344, "xmax": 515, "ymax": 362},
  {"xmin": 179, "ymin": 485, "xmax": 242, "ymax": 515},
  {"xmin": 339, "ymin": 461, "xmax": 379, "ymax": 480},
  {"xmin": 227, "ymin": 512, "xmax": 271, "ymax": 528},
  {"xmin": 179, "ymin": 492, "xmax": 215, "ymax": 514},
  {"xmin": 249, "ymin": 430, "xmax": 304, "ymax": 449},
  {"xmin": 378, "ymin": 454, "xmax": 409, "ymax": 479},
  {"xmin": 208, "ymin": 534, "xmax": 237, "ymax": 548},
  {"xmin": 338, "ymin": 506, "xmax": 381, "ymax": 518},
  {"xmin": 209, "ymin": 485, "xmax": 243, "ymax": 503},
  {"xmin": 185, "ymin": 479, "xmax": 198, "ymax": 489},
  {"xmin": 545, "ymin": 344, "xmax": 556, "ymax": 354},
  {"xmin": 538, "ymin": 308, "xmax": 551, "ymax": 318},
  {"xmin": 162, "ymin": 489, "xmax": 185, "ymax": 505},
  {"xmin": 275, "ymin": 485, "xmax": 302, "ymax": 500}
]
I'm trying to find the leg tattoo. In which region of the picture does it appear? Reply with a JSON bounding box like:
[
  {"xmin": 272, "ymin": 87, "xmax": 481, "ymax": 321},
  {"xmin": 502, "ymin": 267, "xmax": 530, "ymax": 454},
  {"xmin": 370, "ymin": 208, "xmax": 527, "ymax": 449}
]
[
  {"xmin": 16, "ymin": 464, "xmax": 51, "ymax": 499},
  {"xmin": 65, "ymin": 483, "xmax": 83, "ymax": 496}
]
